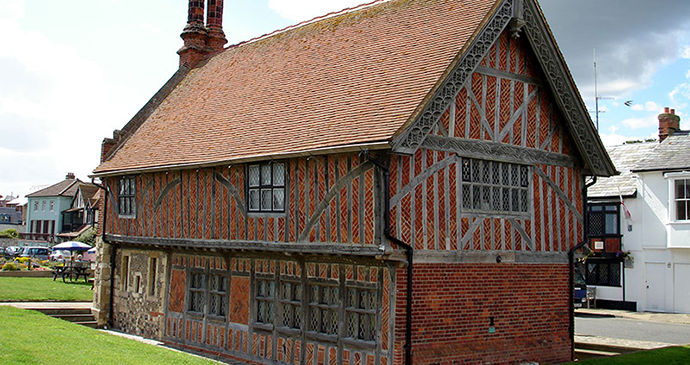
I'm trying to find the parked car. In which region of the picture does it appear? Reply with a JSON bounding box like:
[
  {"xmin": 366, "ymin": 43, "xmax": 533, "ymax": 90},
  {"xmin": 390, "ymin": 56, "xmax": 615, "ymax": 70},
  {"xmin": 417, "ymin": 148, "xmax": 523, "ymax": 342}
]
[
  {"xmin": 5, "ymin": 246, "xmax": 20, "ymax": 257},
  {"xmin": 19, "ymin": 247, "xmax": 51, "ymax": 261},
  {"xmin": 49, "ymin": 250, "xmax": 73, "ymax": 262}
]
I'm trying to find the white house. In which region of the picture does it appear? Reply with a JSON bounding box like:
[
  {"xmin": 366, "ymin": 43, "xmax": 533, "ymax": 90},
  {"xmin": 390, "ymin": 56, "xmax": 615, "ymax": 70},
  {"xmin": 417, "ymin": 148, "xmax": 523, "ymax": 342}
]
[{"xmin": 587, "ymin": 108, "xmax": 690, "ymax": 313}]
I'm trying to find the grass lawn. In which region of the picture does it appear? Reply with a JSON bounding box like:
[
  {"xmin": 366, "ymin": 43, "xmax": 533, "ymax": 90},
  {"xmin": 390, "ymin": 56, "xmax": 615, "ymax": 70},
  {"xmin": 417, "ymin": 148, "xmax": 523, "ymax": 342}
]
[
  {"xmin": 0, "ymin": 306, "xmax": 218, "ymax": 364},
  {"xmin": 0, "ymin": 277, "xmax": 94, "ymax": 302},
  {"xmin": 571, "ymin": 346, "xmax": 690, "ymax": 365}
]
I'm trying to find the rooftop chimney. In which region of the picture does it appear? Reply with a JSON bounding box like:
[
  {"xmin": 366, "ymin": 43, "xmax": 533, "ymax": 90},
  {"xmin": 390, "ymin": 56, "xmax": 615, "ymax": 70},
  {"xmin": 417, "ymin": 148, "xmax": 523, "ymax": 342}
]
[
  {"xmin": 66, "ymin": 172, "xmax": 76, "ymax": 180},
  {"xmin": 178, "ymin": 0, "xmax": 227, "ymax": 69},
  {"xmin": 658, "ymin": 107, "xmax": 680, "ymax": 142}
]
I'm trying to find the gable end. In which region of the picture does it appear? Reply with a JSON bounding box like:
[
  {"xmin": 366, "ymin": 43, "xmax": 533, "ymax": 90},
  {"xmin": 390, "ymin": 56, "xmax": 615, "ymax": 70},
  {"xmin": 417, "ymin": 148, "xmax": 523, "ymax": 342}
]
[
  {"xmin": 392, "ymin": 0, "xmax": 512, "ymax": 153},
  {"xmin": 521, "ymin": 0, "xmax": 615, "ymax": 177}
]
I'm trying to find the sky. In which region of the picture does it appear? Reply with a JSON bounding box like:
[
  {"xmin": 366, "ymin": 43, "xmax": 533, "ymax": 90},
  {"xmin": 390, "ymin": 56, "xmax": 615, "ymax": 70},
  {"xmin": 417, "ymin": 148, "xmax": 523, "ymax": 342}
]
[{"xmin": 1, "ymin": 0, "xmax": 689, "ymax": 199}]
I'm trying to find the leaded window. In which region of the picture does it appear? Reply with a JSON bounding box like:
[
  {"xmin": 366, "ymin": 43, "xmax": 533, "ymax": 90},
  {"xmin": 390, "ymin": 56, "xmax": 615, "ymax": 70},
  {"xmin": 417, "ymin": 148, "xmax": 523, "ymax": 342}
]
[
  {"xmin": 586, "ymin": 261, "xmax": 621, "ymax": 287},
  {"xmin": 118, "ymin": 176, "xmax": 136, "ymax": 217},
  {"xmin": 308, "ymin": 283, "xmax": 339, "ymax": 336},
  {"xmin": 346, "ymin": 286, "xmax": 377, "ymax": 342},
  {"xmin": 461, "ymin": 158, "xmax": 529, "ymax": 215},
  {"xmin": 280, "ymin": 281, "xmax": 302, "ymax": 330},
  {"xmin": 209, "ymin": 274, "xmax": 227, "ymax": 318},
  {"xmin": 248, "ymin": 162, "xmax": 286, "ymax": 212},
  {"xmin": 256, "ymin": 278, "xmax": 275, "ymax": 324},
  {"xmin": 588, "ymin": 204, "xmax": 619, "ymax": 236},
  {"xmin": 188, "ymin": 272, "xmax": 206, "ymax": 313},
  {"xmin": 675, "ymin": 179, "xmax": 690, "ymax": 221}
]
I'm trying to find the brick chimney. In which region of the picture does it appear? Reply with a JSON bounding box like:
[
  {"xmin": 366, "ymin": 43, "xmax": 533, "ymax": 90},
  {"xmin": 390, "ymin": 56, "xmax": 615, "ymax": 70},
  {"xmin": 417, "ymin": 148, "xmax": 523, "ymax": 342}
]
[
  {"xmin": 66, "ymin": 172, "xmax": 76, "ymax": 180},
  {"xmin": 658, "ymin": 107, "xmax": 681, "ymax": 142},
  {"xmin": 178, "ymin": 0, "xmax": 227, "ymax": 69}
]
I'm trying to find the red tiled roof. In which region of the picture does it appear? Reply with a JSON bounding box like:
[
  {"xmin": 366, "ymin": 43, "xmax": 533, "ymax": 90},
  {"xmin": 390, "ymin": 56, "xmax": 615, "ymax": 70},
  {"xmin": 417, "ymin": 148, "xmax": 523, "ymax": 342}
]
[{"xmin": 95, "ymin": 0, "xmax": 500, "ymax": 174}]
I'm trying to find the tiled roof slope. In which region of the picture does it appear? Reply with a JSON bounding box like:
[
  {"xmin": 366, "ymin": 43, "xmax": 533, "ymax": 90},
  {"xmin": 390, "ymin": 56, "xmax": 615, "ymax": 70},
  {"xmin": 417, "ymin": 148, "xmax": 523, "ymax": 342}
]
[
  {"xmin": 26, "ymin": 179, "xmax": 80, "ymax": 198},
  {"xmin": 588, "ymin": 142, "xmax": 658, "ymax": 199},
  {"xmin": 94, "ymin": 0, "xmax": 500, "ymax": 174},
  {"xmin": 633, "ymin": 131, "xmax": 690, "ymax": 172}
]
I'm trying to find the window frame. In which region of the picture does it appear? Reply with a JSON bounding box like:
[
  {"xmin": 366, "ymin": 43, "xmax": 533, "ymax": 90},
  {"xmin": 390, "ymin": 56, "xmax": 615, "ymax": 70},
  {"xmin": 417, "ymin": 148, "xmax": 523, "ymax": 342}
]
[
  {"xmin": 673, "ymin": 178, "xmax": 690, "ymax": 221},
  {"xmin": 117, "ymin": 176, "xmax": 137, "ymax": 218},
  {"xmin": 255, "ymin": 276, "xmax": 276, "ymax": 328},
  {"xmin": 587, "ymin": 203, "xmax": 620, "ymax": 237},
  {"xmin": 345, "ymin": 284, "xmax": 378, "ymax": 343},
  {"xmin": 247, "ymin": 161, "xmax": 286, "ymax": 213},
  {"xmin": 187, "ymin": 270, "xmax": 207, "ymax": 315},
  {"xmin": 460, "ymin": 158, "xmax": 531, "ymax": 217},
  {"xmin": 307, "ymin": 281, "xmax": 340, "ymax": 338},
  {"xmin": 208, "ymin": 272, "xmax": 228, "ymax": 319},
  {"xmin": 584, "ymin": 260, "xmax": 622, "ymax": 287},
  {"xmin": 279, "ymin": 279, "xmax": 303, "ymax": 332}
]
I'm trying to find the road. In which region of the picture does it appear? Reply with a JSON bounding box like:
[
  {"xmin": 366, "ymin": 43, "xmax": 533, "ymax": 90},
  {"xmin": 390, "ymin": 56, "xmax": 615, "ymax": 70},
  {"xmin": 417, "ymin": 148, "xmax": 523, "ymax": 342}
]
[{"xmin": 575, "ymin": 316, "xmax": 690, "ymax": 345}]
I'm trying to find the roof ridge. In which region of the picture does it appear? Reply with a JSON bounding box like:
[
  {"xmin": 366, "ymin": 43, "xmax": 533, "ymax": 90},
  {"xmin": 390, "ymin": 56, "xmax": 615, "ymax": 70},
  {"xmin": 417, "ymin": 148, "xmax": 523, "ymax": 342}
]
[
  {"xmin": 57, "ymin": 179, "xmax": 80, "ymax": 197},
  {"xmin": 226, "ymin": 0, "xmax": 391, "ymax": 50}
]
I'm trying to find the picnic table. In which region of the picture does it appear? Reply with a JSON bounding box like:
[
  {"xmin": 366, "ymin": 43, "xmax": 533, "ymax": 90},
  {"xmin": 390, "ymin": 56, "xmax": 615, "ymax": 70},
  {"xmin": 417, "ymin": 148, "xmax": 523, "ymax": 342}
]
[{"xmin": 52, "ymin": 261, "xmax": 90, "ymax": 283}]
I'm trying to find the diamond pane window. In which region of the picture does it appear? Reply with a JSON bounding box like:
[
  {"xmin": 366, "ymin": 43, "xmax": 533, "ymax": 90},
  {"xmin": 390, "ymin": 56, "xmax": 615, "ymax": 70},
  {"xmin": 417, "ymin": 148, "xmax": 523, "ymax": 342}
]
[
  {"xmin": 587, "ymin": 203, "xmax": 619, "ymax": 236},
  {"xmin": 248, "ymin": 161, "xmax": 286, "ymax": 212},
  {"xmin": 280, "ymin": 281, "xmax": 301, "ymax": 330},
  {"xmin": 188, "ymin": 272, "xmax": 205, "ymax": 313},
  {"xmin": 256, "ymin": 278, "xmax": 275, "ymax": 325},
  {"xmin": 345, "ymin": 286, "xmax": 377, "ymax": 342},
  {"xmin": 209, "ymin": 274, "xmax": 227, "ymax": 317},
  {"xmin": 307, "ymin": 283, "xmax": 339, "ymax": 336},
  {"xmin": 460, "ymin": 158, "xmax": 530, "ymax": 216},
  {"xmin": 117, "ymin": 176, "xmax": 136, "ymax": 217}
]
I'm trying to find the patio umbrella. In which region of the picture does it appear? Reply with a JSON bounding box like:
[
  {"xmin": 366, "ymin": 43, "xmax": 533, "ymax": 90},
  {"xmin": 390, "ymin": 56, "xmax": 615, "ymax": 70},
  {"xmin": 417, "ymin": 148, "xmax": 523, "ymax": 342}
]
[{"xmin": 52, "ymin": 241, "xmax": 92, "ymax": 252}]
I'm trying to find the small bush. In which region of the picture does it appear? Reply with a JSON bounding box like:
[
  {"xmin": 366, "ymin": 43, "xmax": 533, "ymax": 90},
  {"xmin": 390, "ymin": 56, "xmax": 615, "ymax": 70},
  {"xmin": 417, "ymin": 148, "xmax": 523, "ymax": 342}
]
[
  {"xmin": 16, "ymin": 257, "xmax": 30, "ymax": 264},
  {"xmin": 1, "ymin": 262, "xmax": 19, "ymax": 271},
  {"xmin": 0, "ymin": 229, "xmax": 19, "ymax": 239},
  {"xmin": 76, "ymin": 227, "xmax": 97, "ymax": 246}
]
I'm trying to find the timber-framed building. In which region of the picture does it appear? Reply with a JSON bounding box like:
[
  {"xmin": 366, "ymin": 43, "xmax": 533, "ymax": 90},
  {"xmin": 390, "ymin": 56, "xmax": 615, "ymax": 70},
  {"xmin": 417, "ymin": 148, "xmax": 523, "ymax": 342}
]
[{"xmin": 91, "ymin": 0, "xmax": 616, "ymax": 364}]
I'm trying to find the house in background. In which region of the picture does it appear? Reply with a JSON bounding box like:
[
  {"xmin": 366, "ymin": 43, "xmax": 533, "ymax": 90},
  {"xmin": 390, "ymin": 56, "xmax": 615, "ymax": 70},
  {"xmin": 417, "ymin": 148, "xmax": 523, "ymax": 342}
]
[
  {"xmin": 586, "ymin": 108, "xmax": 690, "ymax": 313},
  {"xmin": 91, "ymin": 0, "xmax": 615, "ymax": 364},
  {"xmin": 57, "ymin": 182, "xmax": 100, "ymax": 241},
  {"xmin": 24, "ymin": 173, "xmax": 80, "ymax": 243}
]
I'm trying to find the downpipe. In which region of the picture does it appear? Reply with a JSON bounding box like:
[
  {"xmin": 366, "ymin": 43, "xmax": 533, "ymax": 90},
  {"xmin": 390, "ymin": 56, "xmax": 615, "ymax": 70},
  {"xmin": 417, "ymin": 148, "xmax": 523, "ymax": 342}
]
[
  {"xmin": 365, "ymin": 152, "xmax": 413, "ymax": 365},
  {"xmin": 567, "ymin": 176, "xmax": 595, "ymax": 361}
]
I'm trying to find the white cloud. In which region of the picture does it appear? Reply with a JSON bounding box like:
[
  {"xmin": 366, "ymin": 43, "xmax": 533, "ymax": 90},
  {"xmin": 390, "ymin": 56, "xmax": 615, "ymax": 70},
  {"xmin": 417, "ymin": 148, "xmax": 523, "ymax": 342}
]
[
  {"xmin": 621, "ymin": 116, "xmax": 656, "ymax": 129},
  {"xmin": 682, "ymin": 46, "xmax": 690, "ymax": 59},
  {"xmin": 630, "ymin": 101, "xmax": 660, "ymax": 112},
  {"xmin": 267, "ymin": 0, "xmax": 368, "ymax": 22}
]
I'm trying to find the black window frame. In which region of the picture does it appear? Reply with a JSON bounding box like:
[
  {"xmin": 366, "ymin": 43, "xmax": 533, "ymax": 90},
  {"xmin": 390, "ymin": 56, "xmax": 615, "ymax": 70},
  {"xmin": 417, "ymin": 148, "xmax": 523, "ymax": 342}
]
[
  {"xmin": 587, "ymin": 203, "xmax": 620, "ymax": 237},
  {"xmin": 117, "ymin": 176, "xmax": 137, "ymax": 218},
  {"xmin": 585, "ymin": 260, "xmax": 622, "ymax": 287},
  {"xmin": 247, "ymin": 161, "xmax": 286, "ymax": 213}
]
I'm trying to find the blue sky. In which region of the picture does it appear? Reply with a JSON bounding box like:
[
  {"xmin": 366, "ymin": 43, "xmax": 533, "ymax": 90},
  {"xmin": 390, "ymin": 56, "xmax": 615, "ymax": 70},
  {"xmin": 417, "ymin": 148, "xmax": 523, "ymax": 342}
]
[{"xmin": 1, "ymin": 0, "xmax": 689, "ymax": 198}]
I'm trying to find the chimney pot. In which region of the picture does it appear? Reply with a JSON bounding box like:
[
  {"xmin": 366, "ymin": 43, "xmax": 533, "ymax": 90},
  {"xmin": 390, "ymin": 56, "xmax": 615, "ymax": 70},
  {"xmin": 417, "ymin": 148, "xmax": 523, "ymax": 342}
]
[{"xmin": 659, "ymin": 107, "xmax": 681, "ymax": 142}]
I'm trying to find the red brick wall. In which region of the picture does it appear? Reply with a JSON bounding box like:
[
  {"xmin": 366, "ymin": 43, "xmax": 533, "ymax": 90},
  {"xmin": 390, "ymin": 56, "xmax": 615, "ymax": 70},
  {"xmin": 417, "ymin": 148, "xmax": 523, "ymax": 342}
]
[{"xmin": 394, "ymin": 263, "xmax": 571, "ymax": 365}]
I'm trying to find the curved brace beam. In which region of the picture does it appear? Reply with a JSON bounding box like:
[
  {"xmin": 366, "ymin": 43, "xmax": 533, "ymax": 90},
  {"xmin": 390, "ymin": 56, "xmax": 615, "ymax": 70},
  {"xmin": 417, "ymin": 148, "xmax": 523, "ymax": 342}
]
[{"xmin": 297, "ymin": 161, "xmax": 374, "ymax": 242}]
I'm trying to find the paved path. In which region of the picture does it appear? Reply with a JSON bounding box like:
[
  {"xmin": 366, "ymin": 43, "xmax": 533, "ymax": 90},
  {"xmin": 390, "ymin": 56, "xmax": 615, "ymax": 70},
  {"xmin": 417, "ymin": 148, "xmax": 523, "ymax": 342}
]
[{"xmin": 575, "ymin": 308, "xmax": 690, "ymax": 352}]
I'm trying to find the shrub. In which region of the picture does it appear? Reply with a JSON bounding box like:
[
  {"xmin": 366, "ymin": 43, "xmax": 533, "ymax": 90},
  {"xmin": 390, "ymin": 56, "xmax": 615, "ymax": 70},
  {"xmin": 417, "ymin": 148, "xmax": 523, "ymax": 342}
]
[
  {"xmin": 1, "ymin": 262, "xmax": 19, "ymax": 271},
  {"xmin": 16, "ymin": 257, "xmax": 30, "ymax": 264},
  {"xmin": 75, "ymin": 227, "xmax": 97, "ymax": 246},
  {"xmin": 0, "ymin": 229, "xmax": 19, "ymax": 239}
]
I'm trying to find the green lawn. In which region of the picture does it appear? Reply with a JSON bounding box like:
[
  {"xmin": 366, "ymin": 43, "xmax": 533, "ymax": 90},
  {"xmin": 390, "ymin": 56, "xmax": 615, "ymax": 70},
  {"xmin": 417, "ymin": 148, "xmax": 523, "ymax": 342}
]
[
  {"xmin": 571, "ymin": 346, "xmax": 690, "ymax": 365},
  {"xmin": 0, "ymin": 306, "xmax": 218, "ymax": 364},
  {"xmin": 0, "ymin": 277, "xmax": 94, "ymax": 302}
]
